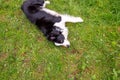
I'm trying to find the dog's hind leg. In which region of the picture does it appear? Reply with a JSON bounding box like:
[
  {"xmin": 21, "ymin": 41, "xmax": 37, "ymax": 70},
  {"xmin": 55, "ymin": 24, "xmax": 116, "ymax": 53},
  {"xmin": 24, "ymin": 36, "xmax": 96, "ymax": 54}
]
[{"xmin": 61, "ymin": 14, "xmax": 83, "ymax": 23}]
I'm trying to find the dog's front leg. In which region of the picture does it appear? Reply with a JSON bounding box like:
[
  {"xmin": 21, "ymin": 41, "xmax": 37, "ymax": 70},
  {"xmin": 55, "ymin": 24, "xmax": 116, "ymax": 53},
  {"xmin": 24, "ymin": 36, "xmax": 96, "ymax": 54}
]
[{"xmin": 61, "ymin": 15, "xmax": 83, "ymax": 23}]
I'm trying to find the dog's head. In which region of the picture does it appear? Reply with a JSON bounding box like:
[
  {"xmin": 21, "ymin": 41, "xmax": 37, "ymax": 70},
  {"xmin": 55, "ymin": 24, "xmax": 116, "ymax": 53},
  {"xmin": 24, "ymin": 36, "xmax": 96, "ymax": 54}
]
[
  {"xmin": 47, "ymin": 27, "xmax": 65, "ymax": 44},
  {"xmin": 47, "ymin": 27, "xmax": 70, "ymax": 48}
]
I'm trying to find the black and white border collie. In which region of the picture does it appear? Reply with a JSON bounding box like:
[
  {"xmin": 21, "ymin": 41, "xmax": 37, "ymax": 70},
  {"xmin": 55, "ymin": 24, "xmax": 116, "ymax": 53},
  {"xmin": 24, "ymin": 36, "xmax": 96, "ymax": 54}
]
[{"xmin": 21, "ymin": 0, "xmax": 83, "ymax": 48}]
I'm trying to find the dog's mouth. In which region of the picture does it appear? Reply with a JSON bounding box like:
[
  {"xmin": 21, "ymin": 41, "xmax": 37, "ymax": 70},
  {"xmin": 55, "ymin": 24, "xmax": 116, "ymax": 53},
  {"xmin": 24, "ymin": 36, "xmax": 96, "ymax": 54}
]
[{"xmin": 55, "ymin": 40, "xmax": 70, "ymax": 48}]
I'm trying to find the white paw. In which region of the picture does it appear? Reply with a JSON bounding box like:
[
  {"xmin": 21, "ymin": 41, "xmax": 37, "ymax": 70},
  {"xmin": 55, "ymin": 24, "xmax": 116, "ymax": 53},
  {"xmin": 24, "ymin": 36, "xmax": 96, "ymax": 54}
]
[
  {"xmin": 76, "ymin": 17, "xmax": 84, "ymax": 22},
  {"xmin": 45, "ymin": 1, "xmax": 50, "ymax": 4}
]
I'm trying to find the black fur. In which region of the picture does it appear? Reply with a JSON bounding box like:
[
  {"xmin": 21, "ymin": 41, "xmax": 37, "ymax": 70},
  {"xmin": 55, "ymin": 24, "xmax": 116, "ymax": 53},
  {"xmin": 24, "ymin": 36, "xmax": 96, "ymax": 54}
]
[
  {"xmin": 21, "ymin": 0, "xmax": 65, "ymax": 44},
  {"xmin": 47, "ymin": 27, "xmax": 65, "ymax": 43}
]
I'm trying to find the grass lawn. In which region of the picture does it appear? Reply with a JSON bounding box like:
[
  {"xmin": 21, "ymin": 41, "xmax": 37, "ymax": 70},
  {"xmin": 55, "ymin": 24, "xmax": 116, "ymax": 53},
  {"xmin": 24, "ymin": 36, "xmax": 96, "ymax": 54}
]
[{"xmin": 0, "ymin": 0, "xmax": 120, "ymax": 80}]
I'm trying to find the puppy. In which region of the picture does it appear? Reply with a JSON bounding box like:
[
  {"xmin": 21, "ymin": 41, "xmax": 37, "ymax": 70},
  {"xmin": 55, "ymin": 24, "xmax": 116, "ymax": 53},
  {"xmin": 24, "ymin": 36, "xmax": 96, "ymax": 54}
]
[{"xmin": 21, "ymin": 0, "xmax": 83, "ymax": 47}]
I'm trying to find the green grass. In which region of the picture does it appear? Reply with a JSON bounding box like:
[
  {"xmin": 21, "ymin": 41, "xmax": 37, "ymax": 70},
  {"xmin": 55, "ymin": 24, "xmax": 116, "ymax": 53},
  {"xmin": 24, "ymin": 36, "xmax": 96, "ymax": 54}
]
[{"xmin": 0, "ymin": 0, "xmax": 120, "ymax": 80}]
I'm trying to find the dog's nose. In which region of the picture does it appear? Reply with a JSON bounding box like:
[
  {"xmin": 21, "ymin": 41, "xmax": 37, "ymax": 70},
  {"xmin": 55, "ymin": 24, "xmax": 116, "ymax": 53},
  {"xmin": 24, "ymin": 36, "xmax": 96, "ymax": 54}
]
[{"xmin": 66, "ymin": 45, "xmax": 70, "ymax": 48}]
